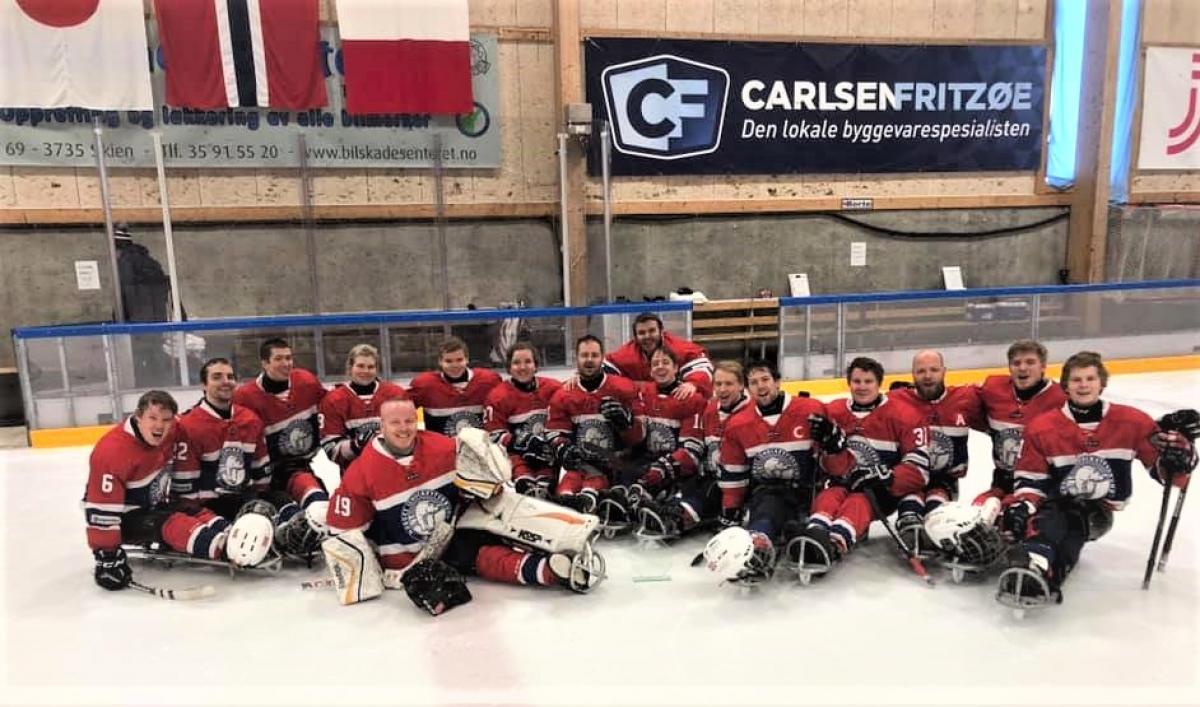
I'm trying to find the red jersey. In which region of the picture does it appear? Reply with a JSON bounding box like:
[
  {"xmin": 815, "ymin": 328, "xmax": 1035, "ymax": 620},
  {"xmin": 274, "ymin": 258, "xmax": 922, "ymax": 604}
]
[
  {"xmin": 483, "ymin": 376, "xmax": 562, "ymax": 448},
  {"xmin": 173, "ymin": 399, "xmax": 270, "ymax": 501},
  {"xmin": 603, "ymin": 331, "xmax": 713, "ymax": 397},
  {"xmin": 408, "ymin": 367, "xmax": 502, "ymax": 438},
  {"xmin": 821, "ymin": 395, "xmax": 931, "ymax": 497},
  {"xmin": 1013, "ymin": 402, "xmax": 1161, "ymax": 512},
  {"xmin": 636, "ymin": 380, "xmax": 706, "ymax": 475},
  {"xmin": 702, "ymin": 393, "xmax": 751, "ymax": 476},
  {"xmin": 546, "ymin": 373, "xmax": 644, "ymax": 453},
  {"xmin": 979, "ymin": 375, "xmax": 1067, "ymax": 473},
  {"xmin": 82, "ymin": 417, "xmax": 178, "ymax": 551},
  {"xmin": 718, "ymin": 393, "xmax": 828, "ymax": 509},
  {"xmin": 319, "ymin": 379, "xmax": 408, "ymax": 468},
  {"xmin": 890, "ymin": 385, "xmax": 986, "ymax": 479},
  {"xmin": 232, "ymin": 368, "xmax": 326, "ymax": 463},
  {"xmin": 326, "ymin": 431, "xmax": 460, "ymax": 570}
]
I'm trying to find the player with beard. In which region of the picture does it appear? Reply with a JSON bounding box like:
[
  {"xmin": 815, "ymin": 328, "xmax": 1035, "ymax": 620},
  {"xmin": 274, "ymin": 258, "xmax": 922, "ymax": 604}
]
[
  {"xmin": 602, "ymin": 312, "xmax": 713, "ymax": 399},
  {"xmin": 544, "ymin": 335, "xmax": 644, "ymax": 513},
  {"xmin": 889, "ymin": 350, "xmax": 986, "ymax": 553}
]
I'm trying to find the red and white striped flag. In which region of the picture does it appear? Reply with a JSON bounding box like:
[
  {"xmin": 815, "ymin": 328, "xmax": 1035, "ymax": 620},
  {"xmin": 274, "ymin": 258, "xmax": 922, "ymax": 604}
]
[
  {"xmin": 0, "ymin": 0, "xmax": 152, "ymax": 110},
  {"xmin": 154, "ymin": 0, "xmax": 327, "ymax": 109},
  {"xmin": 336, "ymin": 0, "xmax": 474, "ymax": 115}
]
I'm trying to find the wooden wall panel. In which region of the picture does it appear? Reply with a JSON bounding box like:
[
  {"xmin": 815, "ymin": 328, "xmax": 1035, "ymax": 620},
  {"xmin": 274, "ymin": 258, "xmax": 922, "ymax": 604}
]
[{"xmin": 2, "ymin": 0, "xmax": 1059, "ymax": 221}]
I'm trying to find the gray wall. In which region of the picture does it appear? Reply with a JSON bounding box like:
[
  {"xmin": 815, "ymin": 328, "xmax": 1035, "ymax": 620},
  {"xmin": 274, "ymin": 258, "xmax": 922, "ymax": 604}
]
[
  {"xmin": 1108, "ymin": 205, "xmax": 1200, "ymax": 282},
  {"xmin": 4, "ymin": 205, "xmax": 1194, "ymax": 370},
  {"xmin": 586, "ymin": 208, "xmax": 1070, "ymax": 301}
]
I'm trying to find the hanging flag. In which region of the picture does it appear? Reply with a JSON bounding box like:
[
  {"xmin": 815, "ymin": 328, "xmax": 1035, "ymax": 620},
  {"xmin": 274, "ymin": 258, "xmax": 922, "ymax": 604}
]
[
  {"xmin": 0, "ymin": 0, "xmax": 152, "ymax": 110},
  {"xmin": 154, "ymin": 0, "xmax": 326, "ymax": 110},
  {"xmin": 336, "ymin": 0, "xmax": 473, "ymax": 115}
]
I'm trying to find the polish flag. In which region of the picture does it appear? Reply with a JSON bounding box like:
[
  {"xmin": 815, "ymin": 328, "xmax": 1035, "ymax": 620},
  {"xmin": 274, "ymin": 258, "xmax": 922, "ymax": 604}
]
[
  {"xmin": 336, "ymin": 0, "xmax": 474, "ymax": 115},
  {"xmin": 0, "ymin": 0, "xmax": 152, "ymax": 110},
  {"xmin": 154, "ymin": 0, "xmax": 327, "ymax": 109}
]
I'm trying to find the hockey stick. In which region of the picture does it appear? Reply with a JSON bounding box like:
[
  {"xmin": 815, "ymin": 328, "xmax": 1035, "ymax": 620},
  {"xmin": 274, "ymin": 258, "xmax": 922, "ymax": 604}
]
[
  {"xmin": 864, "ymin": 488, "xmax": 934, "ymax": 587},
  {"xmin": 129, "ymin": 580, "xmax": 215, "ymax": 601},
  {"xmin": 1142, "ymin": 473, "xmax": 1174, "ymax": 590},
  {"xmin": 1156, "ymin": 483, "xmax": 1188, "ymax": 573}
]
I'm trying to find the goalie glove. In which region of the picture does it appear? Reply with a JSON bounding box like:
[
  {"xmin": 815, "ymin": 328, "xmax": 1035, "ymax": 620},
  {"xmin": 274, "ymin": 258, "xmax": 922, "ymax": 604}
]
[
  {"xmin": 807, "ymin": 414, "xmax": 846, "ymax": 454},
  {"xmin": 401, "ymin": 559, "xmax": 472, "ymax": 617},
  {"xmin": 93, "ymin": 548, "xmax": 132, "ymax": 591},
  {"xmin": 599, "ymin": 397, "xmax": 633, "ymax": 431}
]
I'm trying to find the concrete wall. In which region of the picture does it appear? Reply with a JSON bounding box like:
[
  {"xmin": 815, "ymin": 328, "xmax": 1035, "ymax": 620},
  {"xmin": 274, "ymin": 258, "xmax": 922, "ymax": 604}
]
[
  {"xmin": 0, "ymin": 219, "xmax": 564, "ymax": 368},
  {"xmin": 587, "ymin": 207, "xmax": 1068, "ymax": 300},
  {"xmin": 1107, "ymin": 205, "xmax": 1200, "ymax": 282}
]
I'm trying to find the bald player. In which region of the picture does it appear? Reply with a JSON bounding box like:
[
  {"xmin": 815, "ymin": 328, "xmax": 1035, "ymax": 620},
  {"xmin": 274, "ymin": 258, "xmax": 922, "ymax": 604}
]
[{"xmin": 888, "ymin": 350, "xmax": 986, "ymax": 553}]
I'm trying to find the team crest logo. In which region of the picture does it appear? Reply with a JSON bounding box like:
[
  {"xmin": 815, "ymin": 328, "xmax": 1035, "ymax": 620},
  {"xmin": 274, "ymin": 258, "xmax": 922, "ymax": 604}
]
[
  {"xmin": 927, "ymin": 430, "xmax": 955, "ymax": 472},
  {"xmin": 1060, "ymin": 455, "xmax": 1115, "ymax": 500},
  {"xmin": 216, "ymin": 446, "xmax": 247, "ymax": 490},
  {"xmin": 752, "ymin": 447, "xmax": 801, "ymax": 481},
  {"xmin": 279, "ymin": 419, "xmax": 315, "ymax": 456},
  {"xmin": 400, "ymin": 490, "xmax": 455, "ymax": 540},
  {"xmin": 992, "ymin": 428, "xmax": 1024, "ymax": 469},
  {"xmin": 577, "ymin": 419, "xmax": 616, "ymax": 451},
  {"xmin": 644, "ymin": 420, "xmax": 678, "ymax": 455},
  {"xmin": 705, "ymin": 440, "xmax": 721, "ymax": 475},
  {"xmin": 518, "ymin": 414, "xmax": 548, "ymax": 438},
  {"xmin": 447, "ymin": 410, "xmax": 484, "ymax": 436},
  {"xmin": 148, "ymin": 472, "xmax": 171, "ymax": 506},
  {"xmin": 846, "ymin": 439, "xmax": 882, "ymax": 468}
]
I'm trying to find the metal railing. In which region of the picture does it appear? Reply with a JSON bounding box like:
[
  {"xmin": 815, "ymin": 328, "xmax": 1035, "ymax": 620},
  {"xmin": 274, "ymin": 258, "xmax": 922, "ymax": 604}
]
[{"xmin": 11, "ymin": 279, "xmax": 1199, "ymax": 430}]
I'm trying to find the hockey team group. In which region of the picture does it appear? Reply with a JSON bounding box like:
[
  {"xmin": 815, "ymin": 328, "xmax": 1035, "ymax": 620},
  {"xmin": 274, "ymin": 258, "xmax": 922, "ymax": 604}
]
[{"xmin": 81, "ymin": 312, "xmax": 1199, "ymax": 616}]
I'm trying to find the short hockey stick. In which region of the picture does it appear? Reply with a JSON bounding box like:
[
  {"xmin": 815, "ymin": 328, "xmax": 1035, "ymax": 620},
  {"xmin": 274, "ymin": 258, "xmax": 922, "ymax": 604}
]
[
  {"xmin": 130, "ymin": 580, "xmax": 215, "ymax": 601},
  {"xmin": 1143, "ymin": 472, "xmax": 1174, "ymax": 590},
  {"xmin": 864, "ymin": 489, "xmax": 934, "ymax": 587},
  {"xmin": 1156, "ymin": 483, "xmax": 1189, "ymax": 573}
]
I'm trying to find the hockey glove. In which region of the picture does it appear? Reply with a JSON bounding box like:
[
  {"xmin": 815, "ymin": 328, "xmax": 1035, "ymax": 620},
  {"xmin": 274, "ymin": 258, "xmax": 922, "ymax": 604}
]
[
  {"xmin": 718, "ymin": 506, "xmax": 743, "ymax": 529},
  {"xmin": 1159, "ymin": 408, "xmax": 1200, "ymax": 441},
  {"xmin": 349, "ymin": 425, "xmax": 377, "ymax": 456},
  {"xmin": 510, "ymin": 430, "xmax": 534, "ymax": 454},
  {"xmin": 519, "ymin": 435, "xmax": 555, "ymax": 468},
  {"xmin": 599, "ymin": 397, "xmax": 633, "ymax": 431},
  {"xmin": 1001, "ymin": 500, "xmax": 1036, "ymax": 540},
  {"xmin": 640, "ymin": 456, "xmax": 677, "ymax": 490},
  {"xmin": 847, "ymin": 463, "xmax": 893, "ymax": 494},
  {"xmin": 401, "ymin": 559, "xmax": 473, "ymax": 617},
  {"xmin": 807, "ymin": 414, "xmax": 846, "ymax": 454},
  {"xmin": 554, "ymin": 442, "xmax": 583, "ymax": 471},
  {"xmin": 93, "ymin": 548, "xmax": 132, "ymax": 591}
]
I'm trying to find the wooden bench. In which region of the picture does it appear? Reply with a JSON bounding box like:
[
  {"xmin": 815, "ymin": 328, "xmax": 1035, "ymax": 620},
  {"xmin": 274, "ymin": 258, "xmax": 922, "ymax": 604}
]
[{"xmin": 691, "ymin": 298, "xmax": 780, "ymax": 358}]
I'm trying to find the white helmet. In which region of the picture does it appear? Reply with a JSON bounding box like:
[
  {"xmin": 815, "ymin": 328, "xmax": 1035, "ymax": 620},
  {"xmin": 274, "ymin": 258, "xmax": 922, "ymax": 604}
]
[
  {"xmin": 226, "ymin": 511, "xmax": 275, "ymax": 567},
  {"xmin": 703, "ymin": 527, "xmax": 763, "ymax": 581},
  {"xmin": 924, "ymin": 501, "xmax": 1004, "ymax": 567}
]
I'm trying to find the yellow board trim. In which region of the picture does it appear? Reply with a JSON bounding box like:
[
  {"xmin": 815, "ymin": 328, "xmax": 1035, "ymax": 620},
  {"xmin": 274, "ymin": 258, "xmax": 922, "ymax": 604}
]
[{"xmin": 27, "ymin": 354, "xmax": 1200, "ymax": 449}]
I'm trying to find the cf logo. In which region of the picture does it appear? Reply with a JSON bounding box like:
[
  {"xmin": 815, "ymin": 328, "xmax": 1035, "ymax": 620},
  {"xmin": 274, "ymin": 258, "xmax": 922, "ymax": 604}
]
[{"xmin": 601, "ymin": 55, "xmax": 729, "ymax": 160}]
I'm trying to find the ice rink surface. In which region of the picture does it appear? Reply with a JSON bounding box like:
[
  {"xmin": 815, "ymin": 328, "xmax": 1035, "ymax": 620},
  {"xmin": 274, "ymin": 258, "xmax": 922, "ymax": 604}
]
[{"xmin": 1, "ymin": 370, "xmax": 1198, "ymax": 707}]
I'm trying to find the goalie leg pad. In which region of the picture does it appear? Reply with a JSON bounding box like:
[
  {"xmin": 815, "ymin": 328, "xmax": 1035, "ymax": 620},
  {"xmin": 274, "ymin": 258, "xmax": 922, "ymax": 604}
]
[
  {"xmin": 457, "ymin": 490, "xmax": 600, "ymax": 555},
  {"xmin": 320, "ymin": 530, "xmax": 384, "ymax": 605}
]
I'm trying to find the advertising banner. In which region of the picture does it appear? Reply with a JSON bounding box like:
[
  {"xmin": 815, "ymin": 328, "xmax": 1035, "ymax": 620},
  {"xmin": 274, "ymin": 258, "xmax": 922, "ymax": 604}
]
[
  {"xmin": 0, "ymin": 29, "xmax": 499, "ymax": 169},
  {"xmin": 585, "ymin": 38, "xmax": 1046, "ymax": 176},
  {"xmin": 1137, "ymin": 47, "xmax": 1200, "ymax": 170}
]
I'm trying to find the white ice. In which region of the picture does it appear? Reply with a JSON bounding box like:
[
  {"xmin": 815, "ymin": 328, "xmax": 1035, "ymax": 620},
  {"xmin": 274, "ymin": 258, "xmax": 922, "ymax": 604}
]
[{"xmin": 1, "ymin": 370, "xmax": 1198, "ymax": 706}]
